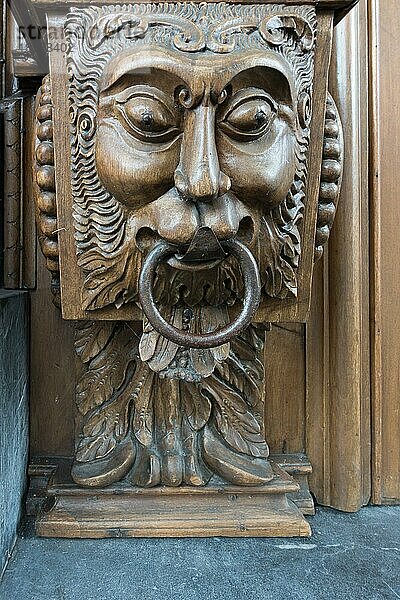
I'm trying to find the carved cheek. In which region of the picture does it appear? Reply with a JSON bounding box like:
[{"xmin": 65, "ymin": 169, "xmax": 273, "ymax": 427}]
[
  {"xmin": 95, "ymin": 120, "xmax": 181, "ymax": 209},
  {"xmin": 217, "ymin": 122, "xmax": 297, "ymax": 209}
]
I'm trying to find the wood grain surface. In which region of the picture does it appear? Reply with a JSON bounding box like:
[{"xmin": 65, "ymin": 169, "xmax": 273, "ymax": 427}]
[
  {"xmin": 35, "ymin": 462, "xmax": 311, "ymax": 538},
  {"xmin": 30, "ymin": 248, "xmax": 76, "ymax": 457},
  {"xmin": 369, "ymin": 0, "xmax": 400, "ymax": 505},
  {"xmin": 21, "ymin": 0, "xmax": 397, "ymax": 521},
  {"xmin": 265, "ymin": 324, "xmax": 306, "ymax": 455}
]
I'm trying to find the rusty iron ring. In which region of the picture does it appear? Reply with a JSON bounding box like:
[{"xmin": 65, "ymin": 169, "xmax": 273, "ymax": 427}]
[{"xmin": 138, "ymin": 238, "xmax": 261, "ymax": 349}]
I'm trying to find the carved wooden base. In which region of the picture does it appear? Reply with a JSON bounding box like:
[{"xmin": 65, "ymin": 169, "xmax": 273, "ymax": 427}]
[
  {"xmin": 28, "ymin": 459, "xmax": 312, "ymax": 538},
  {"xmin": 274, "ymin": 454, "xmax": 315, "ymax": 516}
]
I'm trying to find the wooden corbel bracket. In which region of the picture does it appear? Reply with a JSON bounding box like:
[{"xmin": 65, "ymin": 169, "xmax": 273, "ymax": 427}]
[{"xmin": 26, "ymin": 0, "xmax": 359, "ymax": 538}]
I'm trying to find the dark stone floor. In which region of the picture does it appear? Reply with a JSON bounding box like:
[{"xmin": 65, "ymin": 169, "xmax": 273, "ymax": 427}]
[{"xmin": 1, "ymin": 506, "xmax": 399, "ymax": 600}]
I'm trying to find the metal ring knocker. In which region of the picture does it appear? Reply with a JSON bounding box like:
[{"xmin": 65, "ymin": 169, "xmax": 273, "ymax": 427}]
[{"xmin": 138, "ymin": 238, "xmax": 261, "ymax": 349}]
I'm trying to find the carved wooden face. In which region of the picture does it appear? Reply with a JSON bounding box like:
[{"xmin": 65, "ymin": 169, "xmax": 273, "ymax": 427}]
[
  {"xmin": 61, "ymin": 5, "xmax": 317, "ymax": 316},
  {"xmin": 95, "ymin": 48, "xmax": 298, "ymax": 250}
]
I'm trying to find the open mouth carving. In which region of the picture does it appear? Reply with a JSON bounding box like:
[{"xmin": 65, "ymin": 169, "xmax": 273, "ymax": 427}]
[{"xmin": 167, "ymin": 226, "xmax": 227, "ymax": 271}]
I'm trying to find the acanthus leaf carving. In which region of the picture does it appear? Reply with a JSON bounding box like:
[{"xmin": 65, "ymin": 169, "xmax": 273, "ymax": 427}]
[
  {"xmin": 182, "ymin": 382, "xmax": 212, "ymax": 432},
  {"xmin": 75, "ymin": 322, "xmax": 138, "ymax": 418},
  {"xmin": 83, "ymin": 6, "xmax": 315, "ymax": 55},
  {"xmin": 72, "ymin": 320, "xmax": 272, "ymax": 487},
  {"xmin": 77, "ymin": 379, "xmax": 134, "ymax": 462},
  {"xmin": 74, "ymin": 321, "xmax": 115, "ymax": 364},
  {"xmin": 201, "ymin": 374, "xmax": 269, "ymax": 459},
  {"xmin": 131, "ymin": 366, "xmax": 156, "ymax": 447}
]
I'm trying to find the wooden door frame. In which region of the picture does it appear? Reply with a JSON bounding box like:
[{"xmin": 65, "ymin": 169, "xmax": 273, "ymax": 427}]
[{"xmin": 306, "ymin": 0, "xmax": 371, "ymax": 511}]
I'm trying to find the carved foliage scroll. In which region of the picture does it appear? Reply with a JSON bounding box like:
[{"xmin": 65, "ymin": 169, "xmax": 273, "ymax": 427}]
[{"xmin": 72, "ymin": 321, "xmax": 272, "ymax": 488}]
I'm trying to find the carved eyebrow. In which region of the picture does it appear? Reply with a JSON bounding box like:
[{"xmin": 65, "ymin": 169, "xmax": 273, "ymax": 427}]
[
  {"xmin": 99, "ymin": 81, "xmax": 179, "ymax": 109},
  {"xmin": 99, "ymin": 49, "xmax": 193, "ymax": 93},
  {"xmin": 99, "ymin": 48, "xmax": 295, "ymax": 98},
  {"xmin": 99, "ymin": 68, "xmax": 184, "ymax": 97},
  {"xmin": 228, "ymin": 67, "xmax": 294, "ymax": 108}
]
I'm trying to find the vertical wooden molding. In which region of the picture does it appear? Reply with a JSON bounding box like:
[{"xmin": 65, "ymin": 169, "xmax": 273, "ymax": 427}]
[
  {"xmin": 3, "ymin": 98, "xmax": 23, "ymax": 288},
  {"xmin": 369, "ymin": 0, "xmax": 400, "ymax": 505},
  {"xmin": 264, "ymin": 13, "xmax": 334, "ymax": 464},
  {"xmin": 3, "ymin": 96, "xmax": 37, "ymax": 290},
  {"xmin": 2, "ymin": 6, "xmax": 37, "ymax": 290},
  {"xmin": 306, "ymin": 256, "xmax": 331, "ymax": 502},
  {"xmin": 307, "ymin": 0, "xmax": 371, "ymax": 511},
  {"xmin": 368, "ymin": 0, "xmax": 382, "ymax": 506},
  {"xmin": 22, "ymin": 95, "xmax": 37, "ymax": 289},
  {"xmin": 328, "ymin": 0, "xmax": 371, "ymax": 509}
]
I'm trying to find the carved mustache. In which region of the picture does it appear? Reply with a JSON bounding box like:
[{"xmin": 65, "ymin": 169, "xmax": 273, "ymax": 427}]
[{"xmin": 131, "ymin": 186, "xmax": 254, "ymax": 254}]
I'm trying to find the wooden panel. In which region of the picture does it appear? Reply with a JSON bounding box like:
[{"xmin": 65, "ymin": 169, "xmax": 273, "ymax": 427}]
[
  {"xmin": 2, "ymin": 13, "xmax": 37, "ymax": 289},
  {"xmin": 305, "ymin": 257, "xmax": 329, "ymax": 500},
  {"xmin": 3, "ymin": 98, "xmax": 22, "ymax": 289},
  {"xmin": 3, "ymin": 95, "xmax": 39, "ymax": 290},
  {"xmin": 22, "ymin": 96, "xmax": 37, "ymax": 289},
  {"xmin": 30, "ymin": 248, "xmax": 76, "ymax": 457},
  {"xmin": 265, "ymin": 324, "xmax": 306, "ymax": 455},
  {"xmin": 369, "ymin": 0, "xmax": 400, "ymax": 504},
  {"xmin": 306, "ymin": 0, "xmax": 371, "ymax": 511},
  {"xmin": 13, "ymin": 73, "xmax": 76, "ymax": 458}
]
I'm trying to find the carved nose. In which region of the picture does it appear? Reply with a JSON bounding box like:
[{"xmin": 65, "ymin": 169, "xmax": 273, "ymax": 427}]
[{"xmin": 174, "ymin": 106, "xmax": 231, "ymax": 202}]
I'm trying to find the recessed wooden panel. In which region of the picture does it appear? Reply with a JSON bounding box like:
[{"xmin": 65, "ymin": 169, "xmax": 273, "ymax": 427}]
[
  {"xmin": 30, "ymin": 249, "xmax": 76, "ymax": 457},
  {"xmin": 264, "ymin": 323, "xmax": 306, "ymax": 455}
]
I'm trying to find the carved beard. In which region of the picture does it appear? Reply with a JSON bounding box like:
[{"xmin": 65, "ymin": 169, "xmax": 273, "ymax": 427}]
[{"xmin": 140, "ymin": 248, "xmax": 244, "ymax": 381}]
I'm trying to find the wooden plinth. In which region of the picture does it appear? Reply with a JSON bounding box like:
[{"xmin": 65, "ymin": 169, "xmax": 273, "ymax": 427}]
[
  {"xmin": 33, "ymin": 462, "xmax": 311, "ymax": 538},
  {"xmin": 274, "ymin": 454, "xmax": 315, "ymax": 515}
]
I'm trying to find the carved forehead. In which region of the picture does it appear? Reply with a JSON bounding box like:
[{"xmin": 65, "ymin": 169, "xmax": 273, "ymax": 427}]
[{"xmin": 99, "ymin": 46, "xmax": 296, "ymax": 101}]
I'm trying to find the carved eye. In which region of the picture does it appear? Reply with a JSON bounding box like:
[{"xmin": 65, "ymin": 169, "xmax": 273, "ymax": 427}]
[
  {"xmin": 219, "ymin": 90, "xmax": 277, "ymax": 142},
  {"xmin": 113, "ymin": 86, "xmax": 181, "ymax": 143},
  {"xmin": 227, "ymin": 100, "xmax": 273, "ymax": 132}
]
